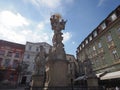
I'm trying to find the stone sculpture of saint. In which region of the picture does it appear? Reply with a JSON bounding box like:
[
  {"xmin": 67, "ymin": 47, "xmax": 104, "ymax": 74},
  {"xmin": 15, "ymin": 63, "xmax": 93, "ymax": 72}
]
[{"xmin": 34, "ymin": 46, "xmax": 46, "ymax": 75}]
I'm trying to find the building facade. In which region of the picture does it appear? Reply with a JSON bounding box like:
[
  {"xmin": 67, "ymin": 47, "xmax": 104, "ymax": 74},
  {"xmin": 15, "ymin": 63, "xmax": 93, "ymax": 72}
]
[
  {"xmin": 21, "ymin": 42, "xmax": 52, "ymax": 84},
  {"xmin": 66, "ymin": 54, "xmax": 79, "ymax": 85},
  {"xmin": 0, "ymin": 40, "xmax": 25, "ymax": 86},
  {"xmin": 76, "ymin": 5, "xmax": 120, "ymax": 87}
]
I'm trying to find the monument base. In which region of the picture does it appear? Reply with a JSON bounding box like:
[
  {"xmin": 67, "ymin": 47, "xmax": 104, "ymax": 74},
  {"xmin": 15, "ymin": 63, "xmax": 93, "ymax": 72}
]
[
  {"xmin": 30, "ymin": 75, "xmax": 44, "ymax": 90},
  {"xmin": 87, "ymin": 77, "xmax": 99, "ymax": 90},
  {"xmin": 46, "ymin": 59, "xmax": 69, "ymax": 87}
]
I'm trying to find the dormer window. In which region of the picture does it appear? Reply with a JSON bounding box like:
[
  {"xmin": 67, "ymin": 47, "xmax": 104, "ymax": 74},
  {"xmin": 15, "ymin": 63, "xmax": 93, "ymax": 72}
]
[
  {"xmin": 82, "ymin": 43, "xmax": 84, "ymax": 48},
  {"xmin": 93, "ymin": 31, "xmax": 97, "ymax": 37},
  {"xmin": 89, "ymin": 36, "xmax": 92, "ymax": 41},
  {"xmin": 85, "ymin": 39, "xmax": 88, "ymax": 44},
  {"xmin": 101, "ymin": 22, "xmax": 106, "ymax": 30},
  {"xmin": 79, "ymin": 46, "xmax": 82, "ymax": 50},
  {"xmin": 110, "ymin": 13, "xmax": 117, "ymax": 21}
]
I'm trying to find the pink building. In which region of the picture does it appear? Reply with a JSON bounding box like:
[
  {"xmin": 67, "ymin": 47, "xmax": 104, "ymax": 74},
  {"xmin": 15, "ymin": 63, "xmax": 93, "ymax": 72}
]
[{"xmin": 0, "ymin": 40, "xmax": 25, "ymax": 86}]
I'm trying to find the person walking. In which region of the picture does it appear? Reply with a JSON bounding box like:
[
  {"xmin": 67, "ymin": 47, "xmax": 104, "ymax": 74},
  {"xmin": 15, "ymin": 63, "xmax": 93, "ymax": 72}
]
[{"xmin": 115, "ymin": 86, "xmax": 119, "ymax": 90}]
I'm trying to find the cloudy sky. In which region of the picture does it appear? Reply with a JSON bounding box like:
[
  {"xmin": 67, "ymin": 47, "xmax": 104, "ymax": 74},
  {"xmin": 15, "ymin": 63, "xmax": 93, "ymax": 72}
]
[{"xmin": 0, "ymin": 0, "xmax": 120, "ymax": 56}]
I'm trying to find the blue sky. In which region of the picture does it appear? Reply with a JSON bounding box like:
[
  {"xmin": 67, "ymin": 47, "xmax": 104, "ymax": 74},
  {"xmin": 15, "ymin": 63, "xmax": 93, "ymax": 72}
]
[{"xmin": 0, "ymin": 0, "xmax": 120, "ymax": 56}]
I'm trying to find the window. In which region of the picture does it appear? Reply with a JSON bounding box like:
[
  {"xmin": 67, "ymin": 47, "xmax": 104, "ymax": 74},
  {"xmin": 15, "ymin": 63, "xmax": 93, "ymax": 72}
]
[
  {"xmin": 111, "ymin": 13, "xmax": 117, "ymax": 21},
  {"xmin": 0, "ymin": 50, "xmax": 5, "ymax": 56},
  {"xmin": 101, "ymin": 22, "xmax": 106, "ymax": 30},
  {"xmin": 112, "ymin": 49, "xmax": 119, "ymax": 60},
  {"xmin": 101, "ymin": 55, "xmax": 106, "ymax": 65},
  {"xmin": 93, "ymin": 46, "xmax": 96, "ymax": 51},
  {"xmin": 4, "ymin": 59, "xmax": 10, "ymax": 67},
  {"xmin": 89, "ymin": 36, "xmax": 92, "ymax": 41},
  {"xmin": 106, "ymin": 33, "xmax": 112, "ymax": 42},
  {"xmin": 13, "ymin": 60, "xmax": 18, "ymax": 69},
  {"xmin": 29, "ymin": 45, "xmax": 32, "ymax": 50},
  {"xmin": 118, "ymin": 27, "xmax": 120, "ymax": 33},
  {"xmin": 15, "ymin": 52, "xmax": 20, "ymax": 58},
  {"xmin": 98, "ymin": 42, "xmax": 102, "ymax": 48},
  {"xmin": 0, "ymin": 58, "xmax": 3, "ymax": 66},
  {"xmin": 7, "ymin": 51, "xmax": 12, "ymax": 57},
  {"xmin": 85, "ymin": 39, "xmax": 88, "ymax": 44},
  {"xmin": 107, "ymin": 41, "xmax": 115, "ymax": 49},
  {"xmin": 36, "ymin": 47, "xmax": 39, "ymax": 52},
  {"xmin": 93, "ymin": 31, "xmax": 97, "ymax": 37},
  {"xmin": 117, "ymin": 27, "xmax": 120, "ymax": 38},
  {"xmin": 82, "ymin": 43, "xmax": 84, "ymax": 48},
  {"xmin": 27, "ymin": 54, "xmax": 30, "ymax": 59},
  {"xmin": 79, "ymin": 46, "xmax": 81, "ymax": 50}
]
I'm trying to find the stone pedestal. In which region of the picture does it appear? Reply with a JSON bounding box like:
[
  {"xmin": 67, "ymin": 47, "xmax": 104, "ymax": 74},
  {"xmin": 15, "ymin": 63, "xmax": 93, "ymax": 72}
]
[
  {"xmin": 31, "ymin": 75, "xmax": 44, "ymax": 90},
  {"xmin": 46, "ymin": 59, "xmax": 69, "ymax": 87},
  {"xmin": 87, "ymin": 77, "xmax": 98, "ymax": 90}
]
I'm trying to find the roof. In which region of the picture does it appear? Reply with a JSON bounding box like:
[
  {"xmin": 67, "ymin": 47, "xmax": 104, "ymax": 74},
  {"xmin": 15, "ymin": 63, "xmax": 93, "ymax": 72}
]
[{"xmin": 0, "ymin": 40, "xmax": 25, "ymax": 50}]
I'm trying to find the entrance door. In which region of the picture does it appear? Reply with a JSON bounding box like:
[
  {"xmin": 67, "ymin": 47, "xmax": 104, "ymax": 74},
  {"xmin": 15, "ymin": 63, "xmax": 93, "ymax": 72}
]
[{"xmin": 21, "ymin": 76, "xmax": 26, "ymax": 84}]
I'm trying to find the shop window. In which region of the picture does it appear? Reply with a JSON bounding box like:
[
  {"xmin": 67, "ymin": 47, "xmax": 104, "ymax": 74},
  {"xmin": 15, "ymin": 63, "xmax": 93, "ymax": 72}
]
[{"xmin": 0, "ymin": 50, "xmax": 5, "ymax": 56}]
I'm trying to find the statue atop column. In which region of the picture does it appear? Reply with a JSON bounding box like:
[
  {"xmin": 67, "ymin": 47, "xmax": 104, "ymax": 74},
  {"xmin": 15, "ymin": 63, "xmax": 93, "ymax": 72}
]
[
  {"xmin": 34, "ymin": 46, "xmax": 46, "ymax": 75},
  {"xmin": 83, "ymin": 54, "xmax": 96, "ymax": 78},
  {"xmin": 50, "ymin": 14, "xmax": 67, "ymax": 60}
]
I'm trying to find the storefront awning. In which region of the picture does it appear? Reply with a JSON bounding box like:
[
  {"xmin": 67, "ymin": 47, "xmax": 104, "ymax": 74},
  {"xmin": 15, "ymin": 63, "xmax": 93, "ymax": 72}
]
[{"xmin": 98, "ymin": 71, "xmax": 120, "ymax": 80}]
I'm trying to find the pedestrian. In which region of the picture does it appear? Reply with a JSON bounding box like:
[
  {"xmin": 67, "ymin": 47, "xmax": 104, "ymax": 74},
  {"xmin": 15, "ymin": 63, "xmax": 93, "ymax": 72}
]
[{"xmin": 115, "ymin": 86, "xmax": 119, "ymax": 90}]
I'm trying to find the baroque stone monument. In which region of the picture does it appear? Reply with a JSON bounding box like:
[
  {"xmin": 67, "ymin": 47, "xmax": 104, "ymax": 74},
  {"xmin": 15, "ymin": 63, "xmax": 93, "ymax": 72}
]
[
  {"xmin": 45, "ymin": 14, "xmax": 69, "ymax": 87},
  {"xmin": 83, "ymin": 54, "xmax": 98, "ymax": 90},
  {"xmin": 31, "ymin": 46, "xmax": 46, "ymax": 89}
]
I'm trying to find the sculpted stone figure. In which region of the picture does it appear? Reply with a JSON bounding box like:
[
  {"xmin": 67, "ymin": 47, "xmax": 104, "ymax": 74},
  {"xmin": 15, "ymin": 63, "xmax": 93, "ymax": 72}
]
[
  {"xmin": 50, "ymin": 14, "xmax": 67, "ymax": 60},
  {"xmin": 34, "ymin": 46, "xmax": 46, "ymax": 75}
]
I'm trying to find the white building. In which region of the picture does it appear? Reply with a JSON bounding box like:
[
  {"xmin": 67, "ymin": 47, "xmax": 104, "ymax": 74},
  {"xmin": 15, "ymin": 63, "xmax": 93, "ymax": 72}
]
[{"xmin": 21, "ymin": 42, "xmax": 52, "ymax": 84}]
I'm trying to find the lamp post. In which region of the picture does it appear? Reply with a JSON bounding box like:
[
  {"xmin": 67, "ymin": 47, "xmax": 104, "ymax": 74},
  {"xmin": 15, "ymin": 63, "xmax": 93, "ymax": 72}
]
[{"xmin": 70, "ymin": 63, "xmax": 74, "ymax": 90}]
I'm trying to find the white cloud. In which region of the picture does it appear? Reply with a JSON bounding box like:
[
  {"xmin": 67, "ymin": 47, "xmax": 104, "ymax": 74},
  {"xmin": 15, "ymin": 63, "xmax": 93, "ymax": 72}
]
[
  {"xmin": 0, "ymin": 10, "xmax": 29, "ymax": 28},
  {"xmin": 97, "ymin": 0, "xmax": 106, "ymax": 7},
  {"xmin": 27, "ymin": 0, "xmax": 61, "ymax": 9},
  {"xmin": 0, "ymin": 10, "xmax": 52, "ymax": 44},
  {"xmin": 62, "ymin": 32, "xmax": 72, "ymax": 43},
  {"xmin": 0, "ymin": 10, "xmax": 71, "ymax": 45}
]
